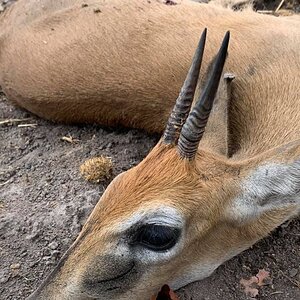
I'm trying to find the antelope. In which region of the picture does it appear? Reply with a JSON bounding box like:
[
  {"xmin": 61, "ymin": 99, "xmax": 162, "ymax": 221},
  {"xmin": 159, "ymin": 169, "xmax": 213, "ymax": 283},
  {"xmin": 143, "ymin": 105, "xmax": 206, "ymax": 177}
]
[{"xmin": 0, "ymin": 0, "xmax": 299, "ymax": 299}]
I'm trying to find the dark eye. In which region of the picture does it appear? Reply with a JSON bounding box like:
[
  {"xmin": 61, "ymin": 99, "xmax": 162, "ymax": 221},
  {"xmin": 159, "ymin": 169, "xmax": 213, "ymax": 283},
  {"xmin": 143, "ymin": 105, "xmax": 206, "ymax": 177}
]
[{"xmin": 132, "ymin": 224, "xmax": 180, "ymax": 251}]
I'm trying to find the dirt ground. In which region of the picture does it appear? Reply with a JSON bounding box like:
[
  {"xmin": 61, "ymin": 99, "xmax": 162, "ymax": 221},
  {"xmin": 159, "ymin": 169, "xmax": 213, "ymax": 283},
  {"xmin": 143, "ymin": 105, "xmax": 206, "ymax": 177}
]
[{"xmin": 0, "ymin": 1, "xmax": 299, "ymax": 300}]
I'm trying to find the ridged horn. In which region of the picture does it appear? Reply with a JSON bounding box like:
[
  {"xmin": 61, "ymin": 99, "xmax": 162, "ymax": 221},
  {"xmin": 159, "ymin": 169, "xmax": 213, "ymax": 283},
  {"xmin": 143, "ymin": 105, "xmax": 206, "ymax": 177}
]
[
  {"xmin": 177, "ymin": 31, "xmax": 230, "ymax": 159},
  {"xmin": 162, "ymin": 28, "xmax": 207, "ymax": 145}
]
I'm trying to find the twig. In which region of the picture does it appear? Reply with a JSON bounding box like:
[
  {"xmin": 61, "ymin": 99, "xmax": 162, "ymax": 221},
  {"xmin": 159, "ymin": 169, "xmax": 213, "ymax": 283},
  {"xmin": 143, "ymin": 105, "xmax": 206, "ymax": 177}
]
[
  {"xmin": 279, "ymin": 270, "xmax": 300, "ymax": 288},
  {"xmin": 275, "ymin": 0, "xmax": 285, "ymax": 13},
  {"xmin": 18, "ymin": 123, "xmax": 38, "ymax": 128},
  {"xmin": 0, "ymin": 118, "xmax": 32, "ymax": 125},
  {"xmin": 61, "ymin": 136, "xmax": 80, "ymax": 143},
  {"xmin": 256, "ymin": 10, "xmax": 274, "ymax": 15},
  {"xmin": 289, "ymin": 233, "xmax": 300, "ymax": 236},
  {"xmin": 0, "ymin": 180, "xmax": 10, "ymax": 187},
  {"xmin": 270, "ymin": 291, "xmax": 284, "ymax": 295}
]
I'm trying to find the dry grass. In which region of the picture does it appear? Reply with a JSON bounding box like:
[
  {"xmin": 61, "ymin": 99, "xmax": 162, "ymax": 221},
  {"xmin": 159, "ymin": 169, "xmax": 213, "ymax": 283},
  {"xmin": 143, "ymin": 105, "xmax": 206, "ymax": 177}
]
[{"xmin": 80, "ymin": 156, "xmax": 113, "ymax": 183}]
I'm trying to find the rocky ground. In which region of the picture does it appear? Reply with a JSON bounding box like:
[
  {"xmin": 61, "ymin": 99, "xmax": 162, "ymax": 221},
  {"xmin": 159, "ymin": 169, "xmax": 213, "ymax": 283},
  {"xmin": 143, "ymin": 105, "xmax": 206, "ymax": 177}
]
[{"xmin": 0, "ymin": 1, "xmax": 299, "ymax": 300}]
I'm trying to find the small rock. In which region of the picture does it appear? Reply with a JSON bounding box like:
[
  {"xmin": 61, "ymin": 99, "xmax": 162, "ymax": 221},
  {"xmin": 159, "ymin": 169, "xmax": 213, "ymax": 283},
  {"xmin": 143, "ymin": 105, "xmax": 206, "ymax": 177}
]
[
  {"xmin": 89, "ymin": 150, "xmax": 97, "ymax": 156},
  {"xmin": 0, "ymin": 275, "xmax": 9, "ymax": 283},
  {"xmin": 51, "ymin": 250, "xmax": 61, "ymax": 258},
  {"xmin": 48, "ymin": 241, "xmax": 59, "ymax": 250},
  {"xmin": 289, "ymin": 268, "xmax": 298, "ymax": 277},
  {"xmin": 10, "ymin": 263, "xmax": 20, "ymax": 270},
  {"xmin": 93, "ymin": 8, "xmax": 101, "ymax": 13},
  {"xmin": 26, "ymin": 221, "xmax": 41, "ymax": 240},
  {"xmin": 164, "ymin": 0, "xmax": 177, "ymax": 5},
  {"xmin": 43, "ymin": 248, "xmax": 51, "ymax": 256},
  {"xmin": 0, "ymin": 270, "xmax": 9, "ymax": 284}
]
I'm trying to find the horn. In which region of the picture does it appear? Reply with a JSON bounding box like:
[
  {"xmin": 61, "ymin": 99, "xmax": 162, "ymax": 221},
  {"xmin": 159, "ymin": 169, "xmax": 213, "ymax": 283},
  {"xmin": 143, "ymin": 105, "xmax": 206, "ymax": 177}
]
[
  {"xmin": 163, "ymin": 28, "xmax": 207, "ymax": 145},
  {"xmin": 177, "ymin": 31, "xmax": 230, "ymax": 159}
]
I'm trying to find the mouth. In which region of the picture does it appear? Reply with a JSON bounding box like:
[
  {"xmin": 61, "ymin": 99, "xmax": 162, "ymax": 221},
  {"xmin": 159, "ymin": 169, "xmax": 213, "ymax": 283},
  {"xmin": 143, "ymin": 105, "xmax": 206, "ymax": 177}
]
[
  {"xmin": 99, "ymin": 262, "xmax": 135, "ymax": 284},
  {"xmin": 83, "ymin": 262, "xmax": 136, "ymax": 296}
]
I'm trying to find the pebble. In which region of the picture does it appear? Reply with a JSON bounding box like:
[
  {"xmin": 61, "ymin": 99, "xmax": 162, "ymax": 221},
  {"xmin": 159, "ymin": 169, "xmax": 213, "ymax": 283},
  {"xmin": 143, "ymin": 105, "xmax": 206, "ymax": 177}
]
[
  {"xmin": 51, "ymin": 250, "xmax": 60, "ymax": 257},
  {"xmin": 43, "ymin": 248, "xmax": 51, "ymax": 256},
  {"xmin": 48, "ymin": 241, "xmax": 59, "ymax": 250},
  {"xmin": 26, "ymin": 221, "xmax": 41, "ymax": 240},
  {"xmin": 0, "ymin": 269, "xmax": 9, "ymax": 283},
  {"xmin": 0, "ymin": 275, "xmax": 9, "ymax": 283},
  {"xmin": 289, "ymin": 268, "xmax": 298, "ymax": 277},
  {"xmin": 10, "ymin": 263, "xmax": 20, "ymax": 270},
  {"xmin": 89, "ymin": 150, "xmax": 97, "ymax": 156}
]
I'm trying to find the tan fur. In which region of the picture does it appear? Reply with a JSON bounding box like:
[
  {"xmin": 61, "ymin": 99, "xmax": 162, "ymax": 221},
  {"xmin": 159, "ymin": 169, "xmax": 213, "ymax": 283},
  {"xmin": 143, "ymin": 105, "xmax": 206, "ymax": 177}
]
[
  {"xmin": 1, "ymin": 0, "xmax": 299, "ymax": 299},
  {"xmin": 1, "ymin": 0, "xmax": 299, "ymax": 153}
]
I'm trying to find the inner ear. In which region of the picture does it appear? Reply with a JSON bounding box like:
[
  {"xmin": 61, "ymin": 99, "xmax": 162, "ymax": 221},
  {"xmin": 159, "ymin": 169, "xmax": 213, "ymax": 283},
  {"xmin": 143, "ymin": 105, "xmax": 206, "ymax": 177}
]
[
  {"xmin": 226, "ymin": 157, "xmax": 300, "ymax": 225},
  {"xmin": 196, "ymin": 70, "xmax": 234, "ymax": 157}
]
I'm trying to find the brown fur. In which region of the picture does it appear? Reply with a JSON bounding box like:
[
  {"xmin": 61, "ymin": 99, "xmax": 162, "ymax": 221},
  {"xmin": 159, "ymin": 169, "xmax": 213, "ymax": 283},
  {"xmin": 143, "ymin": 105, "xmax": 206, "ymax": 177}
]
[
  {"xmin": 1, "ymin": 0, "xmax": 299, "ymax": 156},
  {"xmin": 1, "ymin": 0, "xmax": 299, "ymax": 299}
]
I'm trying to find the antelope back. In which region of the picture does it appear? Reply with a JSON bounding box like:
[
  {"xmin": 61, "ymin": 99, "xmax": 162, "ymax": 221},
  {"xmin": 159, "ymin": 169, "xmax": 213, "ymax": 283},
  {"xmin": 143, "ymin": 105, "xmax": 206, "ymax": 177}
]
[{"xmin": 1, "ymin": 0, "xmax": 299, "ymax": 145}]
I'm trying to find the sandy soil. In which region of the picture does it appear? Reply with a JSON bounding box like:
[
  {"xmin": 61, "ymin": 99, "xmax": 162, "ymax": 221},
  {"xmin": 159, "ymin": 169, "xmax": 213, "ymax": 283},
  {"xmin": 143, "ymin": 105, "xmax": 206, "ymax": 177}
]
[{"xmin": 0, "ymin": 0, "xmax": 299, "ymax": 299}]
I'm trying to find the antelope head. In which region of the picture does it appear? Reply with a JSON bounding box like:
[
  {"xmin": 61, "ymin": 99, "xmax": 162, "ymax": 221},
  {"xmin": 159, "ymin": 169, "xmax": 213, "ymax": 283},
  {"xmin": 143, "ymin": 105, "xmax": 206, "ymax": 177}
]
[{"xmin": 28, "ymin": 30, "xmax": 300, "ymax": 300}]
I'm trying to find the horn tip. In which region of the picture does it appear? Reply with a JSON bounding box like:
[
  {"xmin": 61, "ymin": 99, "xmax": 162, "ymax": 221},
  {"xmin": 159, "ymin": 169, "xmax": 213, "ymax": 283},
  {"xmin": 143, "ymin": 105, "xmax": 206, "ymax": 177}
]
[{"xmin": 224, "ymin": 31, "xmax": 230, "ymax": 43}]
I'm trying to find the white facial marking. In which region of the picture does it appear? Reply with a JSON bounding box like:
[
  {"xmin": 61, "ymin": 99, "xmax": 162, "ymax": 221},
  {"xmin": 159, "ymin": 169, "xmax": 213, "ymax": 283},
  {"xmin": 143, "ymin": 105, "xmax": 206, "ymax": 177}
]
[
  {"xmin": 170, "ymin": 262, "xmax": 219, "ymax": 289},
  {"xmin": 228, "ymin": 160, "xmax": 300, "ymax": 223},
  {"xmin": 170, "ymin": 243, "xmax": 251, "ymax": 290},
  {"xmin": 115, "ymin": 205, "xmax": 184, "ymax": 233}
]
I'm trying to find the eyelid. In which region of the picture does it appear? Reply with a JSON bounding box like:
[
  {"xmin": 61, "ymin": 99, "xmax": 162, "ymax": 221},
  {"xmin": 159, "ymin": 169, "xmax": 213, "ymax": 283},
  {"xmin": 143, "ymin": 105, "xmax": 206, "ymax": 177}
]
[
  {"xmin": 114, "ymin": 206, "xmax": 184, "ymax": 234},
  {"xmin": 140, "ymin": 216, "xmax": 183, "ymax": 227}
]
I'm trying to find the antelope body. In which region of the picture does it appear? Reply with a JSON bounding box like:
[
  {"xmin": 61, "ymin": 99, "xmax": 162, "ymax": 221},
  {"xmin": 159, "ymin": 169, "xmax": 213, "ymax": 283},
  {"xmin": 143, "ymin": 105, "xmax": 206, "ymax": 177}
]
[{"xmin": 0, "ymin": 0, "xmax": 299, "ymax": 299}]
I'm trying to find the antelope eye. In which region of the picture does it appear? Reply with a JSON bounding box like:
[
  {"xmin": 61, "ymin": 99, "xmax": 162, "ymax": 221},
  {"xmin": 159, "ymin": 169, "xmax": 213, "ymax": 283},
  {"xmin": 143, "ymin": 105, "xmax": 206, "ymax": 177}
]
[{"xmin": 132, "ymin": 224, "xmax": 180, "ymax": 251}]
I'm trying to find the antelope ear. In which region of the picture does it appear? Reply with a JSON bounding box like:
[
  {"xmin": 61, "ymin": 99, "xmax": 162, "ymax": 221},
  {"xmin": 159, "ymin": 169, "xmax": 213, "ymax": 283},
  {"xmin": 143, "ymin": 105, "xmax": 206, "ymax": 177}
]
[
  {"xmin": 198, "ymin": 72, "xmax": 234, "ymax": 157},
  {"xmin": 226, "ymin": 143, "xmax": 300, "ymax": 224}
]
